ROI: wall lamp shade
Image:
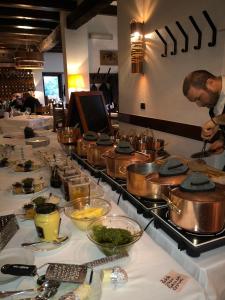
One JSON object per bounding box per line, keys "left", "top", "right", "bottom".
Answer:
{"left": 68, "top": 74, "right": 85, "bottom": 90}
{"left": 130, "top": 20, "right": 144, "bottom": 73}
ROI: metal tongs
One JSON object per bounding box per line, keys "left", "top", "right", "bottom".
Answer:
{"left": 201, "top": 140, "right": 207, "bottom": 159}
{"left": 191, "top": 141, "right": 210, "bottom": 159}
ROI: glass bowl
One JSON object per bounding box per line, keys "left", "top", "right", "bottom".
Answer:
{"left": 64, "top": 197, "right": 111, "bottom": 231}
{"left": 86, "top": 215, "right": 143, "bottom": 256}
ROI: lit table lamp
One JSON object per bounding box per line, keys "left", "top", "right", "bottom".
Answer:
{"left": 68, "top": 74, "right": 85, "bottom": 92}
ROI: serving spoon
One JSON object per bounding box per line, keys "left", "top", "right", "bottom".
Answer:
{"left": 0, "top": 288, "right": 38, "bottom": 298}
{"left": 21, "top": 236, "right": 68, "bottom": 247}
{"left": 0, "top": 279, "right": 60, "bottom": 299}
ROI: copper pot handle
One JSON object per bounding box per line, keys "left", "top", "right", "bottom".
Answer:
{"left": 161, "top": 194, "right": 181, "bottom": 215}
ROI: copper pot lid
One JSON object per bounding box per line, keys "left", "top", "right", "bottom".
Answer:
{"left": 83, "top": 131, "right": 98, "bottom": 141}
{"left": 158, "top": 158, "right": 188, "bottom": 176}
{"left": 105, "top": 148, "right": 149, "bottom": 161}
{"left": 171, "top": 182, "right": 225, "bottom": 203}
{"left": 179, "top": 172, "right": 215, "bottom": 192}
{"left": 115, "top": 141, "right": 134, "bottom": 154}
{"left": 96, "top": 134, "right": 114, "bottom": 146}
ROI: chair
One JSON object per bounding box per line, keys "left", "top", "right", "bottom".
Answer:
{"left": 35, "top": 106, "right": 51, "bottom": 115}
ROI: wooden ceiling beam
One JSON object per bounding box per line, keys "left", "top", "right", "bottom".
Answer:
{"left": 0, "top": 27, "right": 50, "bottom": 36}
{"left": 38, "top": 26, "right": 60, "bottom": 52}
{"left": 67, "top": 0, "right": 113, "bottom": 29}
{"left": 99, "top": 5, "right": 117, "bottom": 16}
{"left": 0, "top": 7, "right": 59, "bottom": 22}
{"left": 0, "top": 0, "right": 77, "bottom": 12}
{"left": 0, "top": 36, "right": 42, "bottom": 43}
{"left": 0, "top": 18, "right": 56, "bottom": 30}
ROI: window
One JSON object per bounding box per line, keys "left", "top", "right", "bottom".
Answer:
{"left": 42, "top": 72, "right": 63, "bottom": 104}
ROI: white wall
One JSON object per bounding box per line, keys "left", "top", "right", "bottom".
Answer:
{"left": 60, "top": 13, "right": 118, "bottom": 101}
{"left": 117, "top": 0, "right": 225, "bottom": 167}
{"left": 33, "top": 15, "right": 118, "bottom": 104}
{"left": 88, "top": 15, "right": 118, "bottom": 73}
{"left": 62, "top": 24, "right": 90, "bottom": 91}
{"left": 32, "top": 52, "right": 64, "bottom": 105}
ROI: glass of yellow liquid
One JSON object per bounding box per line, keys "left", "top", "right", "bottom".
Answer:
{"left": 34, "top": 203, "right": 60, "bottom": 241}
{"left": 68, "top": 176, "right": 90, "bottom": 202}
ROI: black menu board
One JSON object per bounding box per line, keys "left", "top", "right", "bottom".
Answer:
{"left": 67, "top": 91, "right": 113, "bottom": 134}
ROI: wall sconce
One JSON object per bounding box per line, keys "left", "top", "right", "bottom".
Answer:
{"left": 130, "top": 20, "right": 144, "bottom": 73}
{"left": 68, "top": 74, "right": 85, "bottom": 91}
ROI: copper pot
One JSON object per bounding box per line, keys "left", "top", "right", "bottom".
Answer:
{"left": 102, "top": 149, "right": 150, "bottom": 179}
{"left": 76, "top": 132, "right": 98, "bottom": 158}
{"left": 127, "top": 162, "right": 159, "bottom": 198}
{"left": 57, "top": 127, "right": 81, "bottom": 144}
{"left": 87, "top": 143, "right": 115, "bottom": 167}
{"left": 130, "top": 168, "right": 187, "bottom": 199}
{"left": 167, "top": 183, "right": 225, "bottom": 233}
{"left": 76, "top": 138, "right": 95, "bottom": 157}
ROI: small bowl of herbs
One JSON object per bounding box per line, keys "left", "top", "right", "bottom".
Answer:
{"left": 86, "top": 215, "right": 143, "bottom": 256}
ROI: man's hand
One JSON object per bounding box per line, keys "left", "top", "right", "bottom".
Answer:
{"left": 201, "top": 119, "right": 219, "bottom": 140}
{"left": 208, "top": 140, "right": 225, "bottom": 154}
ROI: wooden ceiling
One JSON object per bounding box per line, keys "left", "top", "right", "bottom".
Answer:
{"left": 0, "top": 0, "right": 117, "bottom": 54}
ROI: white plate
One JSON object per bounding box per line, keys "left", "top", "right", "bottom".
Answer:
{"left": 11, "top": 184, "right": 48, "bottom": 195}
{"left": 0, "top": 248, "right": 34, "bottom": 284}
{"left": 12, "top": 163, "right": 43, "bottom": 173}
{"left": 23, "top": 231, "right": 71, "bottom": 252}
{"left": 25, "top": 136, "right": 50, "bottom": 148}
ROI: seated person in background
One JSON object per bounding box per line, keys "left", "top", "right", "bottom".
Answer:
{"left": 22, "top": 91, "right": 42, "bottom": 114}
{"left": 10, "top": 93, "right": 23, "bottom": 111}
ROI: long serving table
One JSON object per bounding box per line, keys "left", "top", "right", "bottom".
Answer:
{"left": 0, "top": 132, "right": 210, "bottom": 299}
{"left": 0, "top": 115, "right": 53, "bottom": 135}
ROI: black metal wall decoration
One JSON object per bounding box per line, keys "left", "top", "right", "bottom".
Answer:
{"left": 165, "top": 26, "right": 177, "bottom": 55}
{"left": 202, "top": 10, "right": 217, "bottom": 47}
{"left": 155, "top": 10, "right": 217, "bottom": 57}
{"left": 155, "top": 29, "right": 167, "bottom": 57}
{"left": 176, "top": 21, "right": 188, "bottom": 52}
{"left": 189, "top": 16, "right": 202, "bottom": 50}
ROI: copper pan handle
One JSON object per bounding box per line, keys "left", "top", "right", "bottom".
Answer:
{"left": 161, "top": 193, "right": 181, "bottom": 215}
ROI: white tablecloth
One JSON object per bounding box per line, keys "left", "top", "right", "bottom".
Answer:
{"left": 101, "top": 185, "right": 225, "bottom": 300}
{"left": 0, "top": 115, "right": 53, "bottom": 135}
{"left": 0, "top": 133, "right": 207, "bottom": 300}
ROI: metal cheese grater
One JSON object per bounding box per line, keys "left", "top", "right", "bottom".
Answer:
{"left": 45, "top": 264, "right": 87, "bottom": 283}
{"left": 0, "top": 214, "right": 19, "bottom": 251}
{"left": 45, "top": 252, "right": 128, "bottom": 283}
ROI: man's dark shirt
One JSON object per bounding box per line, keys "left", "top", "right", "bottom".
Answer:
{"left": 23, "top": 96, "right": 41, "bottom": 113}
{"left": 209, "top": 106, "right": 225, "bottom": 170}
{"left": 10, "top": 99, "right": 23, "bottom": 110}
{"left": 209, "top": 106, "right": 225, "bottom": 134}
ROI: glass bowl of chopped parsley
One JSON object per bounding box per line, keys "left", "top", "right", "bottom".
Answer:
{"left": 86, "top": 215, "right": 143, "bottom": 256}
